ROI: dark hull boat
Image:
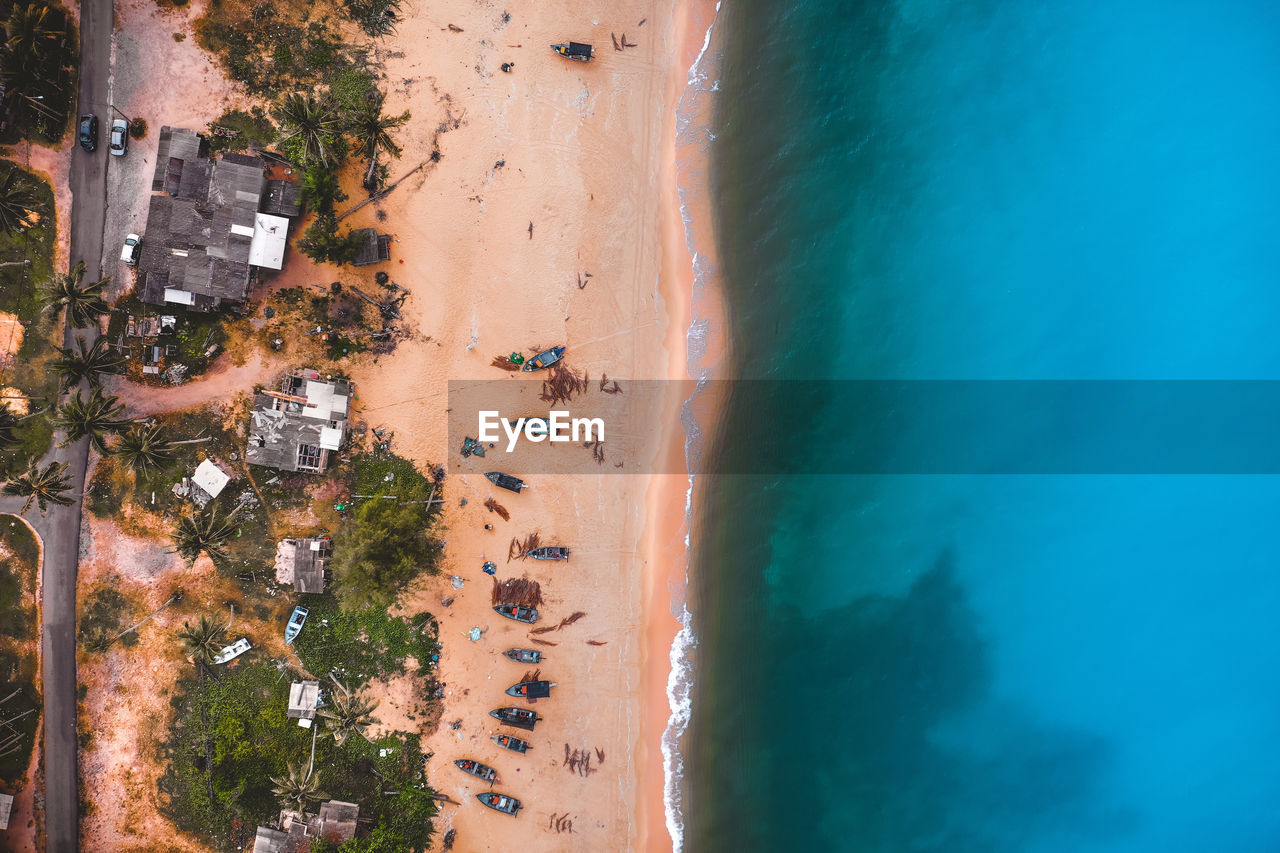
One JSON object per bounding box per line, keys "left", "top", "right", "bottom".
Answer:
{"left": 551, "top": 43, "right": 592, "bottom": 62}
{"left": 492, "top": 733, "right": 530, "bottom": 753}
{"left": 454, "top": 758, "right": 498, "bottom": 783}
{"left": 486, "top": 472, "right": 527, "bottom": 492}
{"left": 506, "top": 680, "right": 555, "bottom": 699}
{"left": 494, "top": 604, "right": 539, "bottom": 623}
{"left": 521, "top": 345, "right": 567, "bottom": 371}
{"left": 477, "top": 791, "right": 522, "bottom": 816}
{"left": 529, "top": 546, "right": 570, "bottom": 561}
{"left": 490, "top": 706, "right": 542, "bottom": 730}
{"left": 504, "top": 647, "right": 543, "bottom": 664}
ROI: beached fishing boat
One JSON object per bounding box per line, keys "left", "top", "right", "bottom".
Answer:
{"left": 284, "top": 606, "right": 308, "bottom": 645}
{"left": 503, "top": 648, "right": 543, "bottom": 664}
{"left": 551, "top": 43, "right": 592, "bottom": 63}
{"left": 492, "top": 733, "right": 530, "bottom": 754}
{"left": 528, "top": 546, "right": 570, "bottom": 561}
{"left": 212, "top": 638, "right": 251, "bottom": 665}
{"left": 493, "top": 604, "right": 539, "bottom": 623}
{"left": 454, "top": 759, "right": 498, "bottom": 783}
{"left": 486, "top": 472, "right": 527, "bottom": 492}
{"left": 521, "top": 346, "right": 567, "bottom": 371}
{"left": 506, "top": 680, "right": 556, "bottom": 699}
{"left": 490, "top": 706, "right": 542, "bottom": 730}
{"left": 477, "top": 791, "right": 523, "bottom": 816}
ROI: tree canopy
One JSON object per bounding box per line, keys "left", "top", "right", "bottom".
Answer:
{"left": 330, "top": 479, "right": 442, "bottom": 611}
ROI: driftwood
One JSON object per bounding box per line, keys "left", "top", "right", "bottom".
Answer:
{"left": 529, "top": 638, "right": 557, "bottom": 646}
{"left": 491, "top": 576, "right": 542, "bottom": 608}
{"left": 490, "top": 354, "right": 523, "bottom": 372}
{"left": 541, "top": 364, "right": 589, "bottom": 405}
{"left": 336, "top": 160, "right": 429, "bottom": 222}
{"left": 485, "top": 497, "right": 510, "bottom": 520}
{"left": 586, "top": 639, "right": 607, "bottom": 646}
{"left": 509, "top": 531, "right": 541, "bottom": 561}
{"left": 599, "top": 374, "right": 623, "bottom": 394}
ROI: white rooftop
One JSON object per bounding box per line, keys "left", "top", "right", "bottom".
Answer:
{"left": 319, "top": 426, "right": 343, "bottom": 450}
{"left": 163, "top": 287, "right": 195, "bottom": 305}
{"left": 248, "top": 213, "right": 290, "bottom": 270}
{"left": 192, "top": 459, "right": 231, "bottom": 499}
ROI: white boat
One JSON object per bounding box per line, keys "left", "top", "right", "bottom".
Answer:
{"left": 213, "top": 638, "right": 252, "bottom": 664}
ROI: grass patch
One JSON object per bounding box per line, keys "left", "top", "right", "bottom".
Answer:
{"left": 294, "top": 597, "right": 438, "bottom": 684}
{"left": 159, "top": 659, "right": 438, "bottom": 850}
{"left": 0, "top": 162, "right": 60, "bottom": 476}
{"left": 206, "top": 107, "right": 277, "bottom": 155}
{"left": 0, "top": 651, "right": 40, "bottom": 784}
{"left": 0, "top": 520, "right": 38, "bottom": 641}
{"left": 78, "top": 579, "right": 129, "bottom": 652}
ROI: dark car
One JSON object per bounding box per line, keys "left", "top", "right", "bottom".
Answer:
{"left": 78, "top": 115, "right": 98, "bottom": 151}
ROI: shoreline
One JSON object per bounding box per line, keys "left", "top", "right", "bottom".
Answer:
{"left": 643, "top": 0, "right": 728, "bottom": 850}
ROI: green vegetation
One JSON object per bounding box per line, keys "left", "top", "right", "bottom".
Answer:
{"left": 345, "top": 0, "right": 402, "bottom": 38}
{"left": 293, "top": 596, "right": 438, "bottom": 684}
{"left": 170, "top": 507, "right": 239, "bottom": 566}
{"left": 0, "top": 2, "right": 80, "bottom": 144}
{"left": 160, "top": 659, "right": 437, "bottom": 851}
{"left": 52, "top": 387, "right": 130, "bottom": 452}
{"left": 1, "top": 459, "right": 72, "bottom": 515}
{"left": 329, "top": 452, "right": 444, "bottom": 611}
{"left": 0, "top": 162, "right": 41, "bottom": 235}
{"left": 40, "top": 259, "right": 110, "bottom": 329}
{"left": 78, "top": 580, "right": 130, "bottom": 652}
{"left": 206, "top": 107, "right": 277, "bottom": 155}
{"left": 0, "top": 163, "right": 58, "bottom": 475}
{"left": 50, "top": 335, "right": 125, "bottom": 391}
{"left": 0, "top": 520, "right": 40, "bottom": 784}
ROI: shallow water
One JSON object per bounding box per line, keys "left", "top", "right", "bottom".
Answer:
{"left": 686, "top": 1, "right": 1280, "bottom": 850}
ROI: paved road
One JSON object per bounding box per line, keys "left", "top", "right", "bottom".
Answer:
{"left": 23, "top": 0, "right": 115, "bottom": 850}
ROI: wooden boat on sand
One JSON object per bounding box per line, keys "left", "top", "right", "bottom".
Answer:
{"left": 492, "top": 733, "right": 531, "bottom": 753}
{"left": 494, "top": 604, "right": 539, "bottom": 624}
{"left": 504, "top": 648, "right": 543, "bottom": 664}
{"left": 551, "top": 43, "right": 592, "bottom": 62}
{"left": 284, "top": 606, "right": 308, "bottom": 645}
{"left": 521, "top": 345, "right": 567, "bottom": 371}
{"left": 490, "top": 706, "right": 542, "bottom": 730}
{"left": 506, "top": 680, "right": 555, "bottom": 699}
{"left": 528, "top": 546, "right": 570, "bottom": 561}
{"left": 486, "top": 472, "right": 527, "bottom": 492}
{"left": 455, "top": 758, "right": 498, "bottom": 783}
{"left": 477, "top": 791, "right": 522, "bottom": 816}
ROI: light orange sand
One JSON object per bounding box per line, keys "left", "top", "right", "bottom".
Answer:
{"left": 76, "top": 0, "right": 711, "bottom": 848}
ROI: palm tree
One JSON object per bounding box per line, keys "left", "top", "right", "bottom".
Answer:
{"left": 0, "top": 163, "right": 40, "bottom": 235}
{"left": 319, "top": 679, "right": 377, "bottom": 745}
{"left": 275, "top": 92, "right": 342, "bottom": 167}
{"left": 346, "top": 93, "right": 409, "bottom": 189}
{"left": 52, "top": 388, "right": 130, "bottom": 453}
{"left": 41, "top": 261, "right": 111, "bottom": 328}
{"left": 51, "top": 336, "right": 125, "bottom": 391}
{"left": 170, "top": 507, "right": 238, "bottom": 566}
{"left": 270, "top": 762, "right": 328, "bottom": 809}
{"left": 2, "top": 460, "right": 74, "bottom": 515}
{"left": 3, "top": 3, "right": 60, "bottom": 74}
{"left": 177, "top": 615, "right": 227, "bottom": 670}
{"left": 112, "top": 423, "right": 176, "bottom": 474}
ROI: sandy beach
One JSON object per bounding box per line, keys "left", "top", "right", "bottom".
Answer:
{"left": 61, "top": 0, "right": 718, "bottom": 848}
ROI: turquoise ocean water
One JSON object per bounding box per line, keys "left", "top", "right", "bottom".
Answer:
{"left": 684, "top": 1, "right": 1280, "bottom": 851}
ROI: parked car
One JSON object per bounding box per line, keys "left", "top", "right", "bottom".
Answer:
{"left": 120, "top": 234, "right": 141, "bottom": 266}
{"left": 78, "top": 115, "right": 98, "bottom": 151}
{"left": 109, "top": 119, "right": 129, "bottom": 156}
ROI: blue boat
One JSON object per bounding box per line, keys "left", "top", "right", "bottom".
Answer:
{"left": 284, "top": 606, "right": 309, "bottom": 645}
{"left": 521, "top": 345, "right": 566, "bottom": 372}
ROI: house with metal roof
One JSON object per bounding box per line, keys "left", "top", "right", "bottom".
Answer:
{"left": 274, "top": 537, "right": 331, "bottom": 593}
{"left": 247, "top": 371, "right": 353, "bottom": 474}
{"left": 138, "top": 127, "right": 301, "bottom": 309}
{"left": 287, "top": 680, "right": 321, "bottom": 726}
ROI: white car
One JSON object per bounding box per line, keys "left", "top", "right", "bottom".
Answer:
{"left": 120, "top": 233, "right": 141, "bottom": 266}
{"left": 109, "top": 118, "right": 129, "bottom": 156}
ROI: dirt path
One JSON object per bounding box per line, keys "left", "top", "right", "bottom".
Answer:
{"left": 104, "top": 352, "right": 282, "bottom": 416}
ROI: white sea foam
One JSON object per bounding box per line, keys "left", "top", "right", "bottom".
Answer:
{"left": 665, "top": 3, "right": 723, "bottom": 850}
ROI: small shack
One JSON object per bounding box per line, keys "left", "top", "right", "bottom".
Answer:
{"left": 287, "top": 680, "right": 320, "bottom": 727}
{"left": 274, "top": 537, "right": 331, "bottom": 594}
{"left": 251, "top": 826, "right": 288, "bottom": 853}
{"left": 315, "top": 800, "right": 360, "bottom": 843}
{"left": 191, "top": 458, "right": 234, "bottom": 506}
{"left": 350, "top": 228, "right": 392, "bottom": 266}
